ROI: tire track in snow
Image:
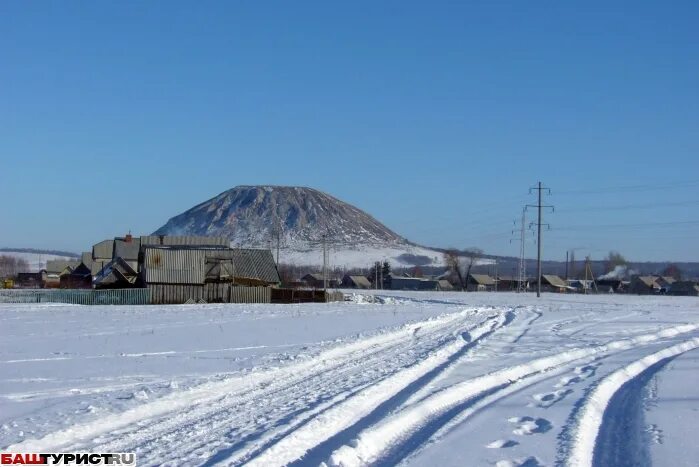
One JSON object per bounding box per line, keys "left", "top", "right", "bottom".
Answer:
{"left": 325, "top": 323, "right": 699, "bottom": 467}
{"left": 5, "top": 307, "right": 497, "bottom": 463}
{"left": 563, "top": 337, "right": 699, "bottom": 467}
{"left": 238, "top": 310, "right": 516, "bottom": 467}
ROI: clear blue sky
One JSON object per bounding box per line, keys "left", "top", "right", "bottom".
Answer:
{"left": 1, "top": 1, "right": 697, "bottom": 262}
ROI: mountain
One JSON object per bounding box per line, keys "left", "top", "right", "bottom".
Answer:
{"left": 153, "top": 186, "right": 444, "bottom": 268}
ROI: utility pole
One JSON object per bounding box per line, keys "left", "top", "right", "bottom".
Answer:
{"left": 510, "top": 207, "right": 528, "bottom": 293}
{"left": 527, "top": 182, "right": 554, "bottom": 298}
{"left": 519, "top": 208, "right": 527, "bottom": 293}
{"left": 276, "top": 223, "right": 281, "bottom": 265}
{"left": 380, "top": 260, "right": 383, "bottom": 290}
{"left": 565, "top": 251, "right": 569, "bottom": 281}
{"left": 494, "top": 259, "right": 498, "bottom": 292}
{"left": 322, "top": 234, "right": 327, "bottom": 292}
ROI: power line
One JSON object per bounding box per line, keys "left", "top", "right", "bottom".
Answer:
{"left": 553, "top": 220, "right": 699, "bottom": 231}
{"left": 556, "top": 180, "right": 699, "bottom": 196}
{"left": 559, "top": 199, "right": 699, "bottom": 213}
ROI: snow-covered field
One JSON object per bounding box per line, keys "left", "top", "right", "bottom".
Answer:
{"left": 1, "top": 292, "right": 698, "bottom": 466}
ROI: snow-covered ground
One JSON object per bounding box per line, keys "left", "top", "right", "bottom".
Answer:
{"left": 1, "top": 292, "right": 698, "bottom": 466}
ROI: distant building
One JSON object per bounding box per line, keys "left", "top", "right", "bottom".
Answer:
{"left": 45, "top": 259, "right": 80, "bottom": 288}
{"left": 341, "top": 274, "right": 371, "bottom": 289}
{"left": 16, "top": 271, "right": 47, "bottom": 289}
{"left": 655, "top": 276, "right": 677, "bottom": 293}
{"left": 60, "top": 262, "right": 92, "bottom": 289}
{"left": 467, "top": 274, "right": 495, "bottom": 292}
{"left": 301, "top": 273, "right": 339, "bottom": 288}
{"left": 387, "top": 274, "right": 439, "bottom": 291}
{"left": 629, "top": 276, "right": 661, "bottom": 295}
{"left": 437, "top": 279, "right": 455, "bottom": 291}
{"left": 496, "top": 275, "right": 528, "bottom": 291}
{"left": 540, "top": 275, "right": 568, "bottom": 293}
{"left": 667, "top": 281, "right": 699, "bottom": 297}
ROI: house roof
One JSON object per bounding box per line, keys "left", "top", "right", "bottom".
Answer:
{"left": 438, "top": 279, "right": 454, "bottom": 290}
{"left": 344, "top": 275, "right": 371, "bottom": 288}
{"left": 541, "top": 275, "right": 567, "bottom": 288}
{"left": 94, "top": 257, "right": 138, "bottom": 287}
{"left": 635, "top": 276, "right": 660, "bottom": 288}
{"left": 224, "top": 249, "right": 280, "bottom": 284}
{"left": 45, "top": 260, "right": 80, "bottom": 275}
{"left": 92, "top": 240, "right": 114, "bottom": 260}
{"left": 114, "top": 238, "right": 141, "bottom": 261}
{"left": 140, "top": 235, "right": 229, "bottom": 247}
{"left": 303, "top": 273, "right": 325, "bottom": 282}
{"left": 469, "top": 274, "right": 495, "bottom": 286}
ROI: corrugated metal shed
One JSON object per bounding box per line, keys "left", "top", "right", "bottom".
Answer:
{"left": 143, "top": 248, "right": 206, "bottom": 284}
{"left": 92, "top": 240, "right": 114, "bottom": 260}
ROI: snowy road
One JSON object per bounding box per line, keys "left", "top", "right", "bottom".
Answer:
{"left": 1, "top": 292, "right": 698, "bottom": 466}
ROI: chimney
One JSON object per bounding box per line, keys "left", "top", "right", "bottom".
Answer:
{"left": 125, "top": 231, "right": 133, "bottom": 243}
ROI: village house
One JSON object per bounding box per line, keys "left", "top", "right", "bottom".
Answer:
{"left": 387, "top": 274, "right": 439, "bottom": 291}
{"left": 496, "top": 275, "right": 528, "bottom": 291}
{"left": 629, "top": 276, "right": 661, "bottom": 295}
{"left": 540, "top": 275, "right": 568, "bottom": 293}
{"left": 667, "top": 281, "right": 699, "bottom": 297}
{"left": 15, "top": 271, "right": 47, "bottom": 289}
{"left": 467, "top": 274, "right": 495, "bottom": 292}
{"left": 301, "top": 273, "right": 339, "bottom": 289}
{"left": 45, "top": 259, "right": 80, "bottom": 288}
{"left": 341, "top": 274, "right": 371, "bottom": 289}
{"left": 60, "top": 262, "right": 92, "bottom": 289}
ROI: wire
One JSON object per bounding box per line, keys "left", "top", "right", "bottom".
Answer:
{"left": 555, "top": 180, "right": 699, "bottom": 196}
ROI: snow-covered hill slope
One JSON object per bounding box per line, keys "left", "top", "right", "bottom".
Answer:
{"left": 0, "top": 250, "right": 78, "bottom": 271}
{"left": 2, "top": 293, "right": 698, "bottom": 466}
{"left": 153, "top": 186, "right": 446, "bottom": 267}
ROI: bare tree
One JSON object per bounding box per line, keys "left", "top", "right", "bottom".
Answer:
{"left": 605, "top": 251, "right": 628, "bottom": 272}
{"left": 444, "top": 248, "right": 483, "bottom": 291}
{"left": 0, "top": 256, "right": 30, "bottom": 279}
{"left": 444, "top": 249, "right": 465, "bottom": 291}
{"left": 463, "top": 248, "right": 483, "bottom": 290}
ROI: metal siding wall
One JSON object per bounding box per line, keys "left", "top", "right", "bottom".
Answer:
{"left": 146, "top": 284, "right": 204, "bottom": 304}
{"left": 230, "top": 286, "right": 271, "bottom": 304}
{"left": 0, "top": 289, "right": 150, "bottom": 305}
{"left": 144, "top": 249, "right": 206, "bottom": 284}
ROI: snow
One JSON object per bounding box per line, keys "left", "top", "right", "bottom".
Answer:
{"left": 1, "top": 292, "right": 698, "bottom": 466}
{"left": 281, "top": 243, "right": 494, "bottom": 268}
